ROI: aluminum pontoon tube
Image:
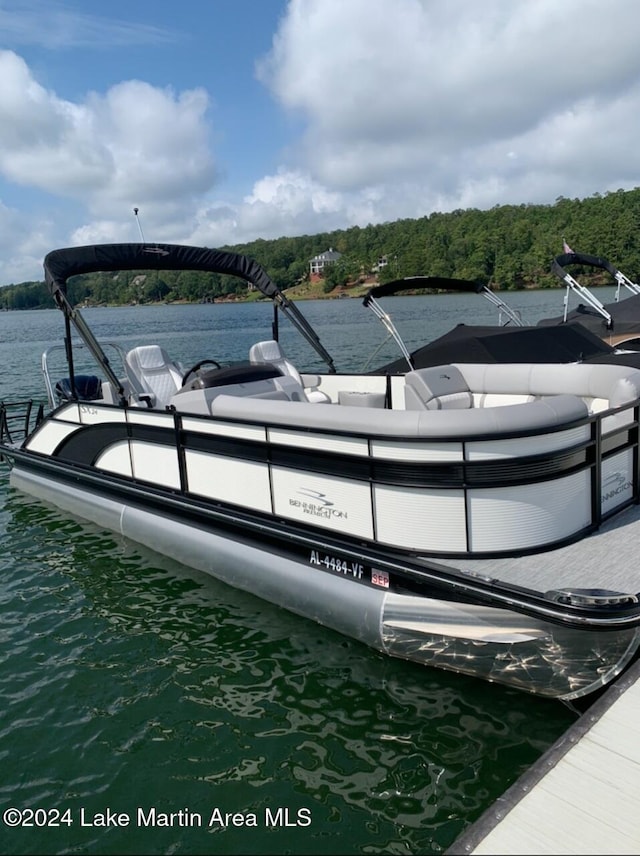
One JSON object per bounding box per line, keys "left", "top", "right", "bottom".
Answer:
{"left": 9, "top": 467, "right": 386, "bottom": 649}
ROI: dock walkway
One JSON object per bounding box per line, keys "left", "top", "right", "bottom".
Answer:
{"left": 447, "top": 657, "right": 640, "bottom": 855}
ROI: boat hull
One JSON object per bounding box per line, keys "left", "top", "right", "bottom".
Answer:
{"left": 10, "top": 463, "right": 640, "bottom": 701}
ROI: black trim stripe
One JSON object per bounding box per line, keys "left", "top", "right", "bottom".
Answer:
{"left": 50, "top": 420, "right": 607, "bottom": 490}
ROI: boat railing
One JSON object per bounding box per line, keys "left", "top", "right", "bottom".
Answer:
{"left": 0, "top": 400, "right": 44, "bottom": 447}
{"left": 20, "top": 372, "right": 640, "bottom": 558}
{"left": 42, "top": 341, "right": 129, "bottom": 409}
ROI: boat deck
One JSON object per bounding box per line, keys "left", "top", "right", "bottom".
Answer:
{"left": 446, "top": 656, "right": 640, "bottom": 855}
{"left": 435, "top": 500, "right": 640, "bottom": 596}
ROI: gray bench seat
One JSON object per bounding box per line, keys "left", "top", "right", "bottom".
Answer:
{"left": 404, "top": 362, "right": 640, "bottom": 413}
{"left": 455, "top": 362, "right": 640, "bottom": 409}
{"left": 209, "top": 390, "right": 588, "bottom": 438}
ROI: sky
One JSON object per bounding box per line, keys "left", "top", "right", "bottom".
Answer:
{"left": 1, "top": 0, "right": 640, "bottom": 283}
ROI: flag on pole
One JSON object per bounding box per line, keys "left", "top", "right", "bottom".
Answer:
{"left": 562, "top": 238, "right": 574, "bottom": 254}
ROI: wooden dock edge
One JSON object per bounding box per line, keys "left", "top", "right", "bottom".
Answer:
{"left": 446, "top": 656, "right": 640, "bottom": 855}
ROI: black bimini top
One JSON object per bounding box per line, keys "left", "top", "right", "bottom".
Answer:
{"left": 363, "top": 275, "right": 483, "bottom": 304}
{"left": 550, "top": 251, "right": 619, "bottom": 281}
{"left": 43, "top": 242, "right": 336, "bottom": 374}
{"left": 44, "top": 243, "right": 279, "bottom": 299}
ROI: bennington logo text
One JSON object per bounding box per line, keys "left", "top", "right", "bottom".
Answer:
{"left": 290, "top": 488, "right": 348, "bottom": 520}
{"left": 602, "top": 471, "right": 632, "bottom": 503}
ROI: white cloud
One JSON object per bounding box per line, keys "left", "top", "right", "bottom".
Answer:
{"left": 84, "top": 81, "right": 216, "bottom": 213}
{"left": 185, "top": 170, "right": 385, "bottom": 249}
{"left": 0, "top": 48, "right": 218, "bottom": 278}
{"left": 258, "top": 0, "right": 640, "bottom": 193}
{"left": 169, "top": 0, "right": 640, "bottom": 254}
{"left": 0, "top": 51, "right": 216, "bottom": 210}
{"left": 0, "top": 197, "right": 55, "bottom": 283}
{"left": 2, "top": 0, "right": 640, "bottom": 283}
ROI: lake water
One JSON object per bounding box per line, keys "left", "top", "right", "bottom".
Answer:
{"left": 1, "top": 287, "right": 612, "bottom": 855}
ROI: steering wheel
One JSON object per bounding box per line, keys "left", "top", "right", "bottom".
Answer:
{"left": 181, "top": 359, "right": 222, "bottom": 387}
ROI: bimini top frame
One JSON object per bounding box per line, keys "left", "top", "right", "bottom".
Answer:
{"left": 551, "top": 251, "right": 640, "bottom": 305}
{"left": 43, "top": 243, "right": 337, "bottom": 402}
{"left": 362, "top": 275, "right": 525, "bottom": 370}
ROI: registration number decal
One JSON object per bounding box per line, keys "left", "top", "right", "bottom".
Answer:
{"left": 309, "top": 550, "right": 363, "bottom": 580}
{"left": 308, "top": 550, "right": 391, "bottom": 589}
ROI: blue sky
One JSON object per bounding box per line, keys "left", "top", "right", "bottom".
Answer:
{"left": 1, "top": 0, "right": 640, "bottom": 283}
{"left": 3, "top": 2, "right": 290, "bottom": 195}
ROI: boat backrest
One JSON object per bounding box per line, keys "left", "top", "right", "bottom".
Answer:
{"left": 249, "top": 340, "right": 302, "bottom": 382}
{"left": 125, "top": 345, "right": 184, "bottom": 408}
{"left": 208, "top": 391, "right": 589, "bottom": 438}
{"left": 172, "top": 361, "right": 309, "bottom": 407}
{"left": 453, "top": 362, "right": 640, "bottom": 411}
{"left": 404, "top": 365, "right": 473, "bottom": 410}
{"left": 404, "top": 362, "right": 640, "bottom": 414}
{"left": 249, "top": 340, "right": 331, "bottom": 403}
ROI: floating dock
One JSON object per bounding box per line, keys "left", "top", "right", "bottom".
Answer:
{"left": 447, "top": 657, "right": 640, "bottom": 855}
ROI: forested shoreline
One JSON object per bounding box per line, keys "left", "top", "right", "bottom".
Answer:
{"left": 3, "top": 187, "right": 640, "bottom": 310}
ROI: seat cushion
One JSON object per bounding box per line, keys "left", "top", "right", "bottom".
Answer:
{"left": 404, "top": 366, "right": 473, "bottom": 410}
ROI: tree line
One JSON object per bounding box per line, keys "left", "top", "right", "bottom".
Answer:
{"left": 2, "top": 187, "right": 640, "bottom": 310}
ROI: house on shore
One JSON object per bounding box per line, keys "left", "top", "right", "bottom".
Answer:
{"left": 309, "top": 248, "right": 342, "bottom": 282}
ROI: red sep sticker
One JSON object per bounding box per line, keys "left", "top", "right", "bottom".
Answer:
{"left": 371, "top": 570, "right": 389, "bottom": 588}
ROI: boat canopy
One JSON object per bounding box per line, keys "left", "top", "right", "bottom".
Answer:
{"left": 44, "top": 243, "right": 282, "bottom": 299}
{"left": 363, "top": 275, "right": 485, "bottom": 302}
{"left": 43, "top": 243, "right": 336, "bottom": 398}
{"left": 363, "top": 276, "right": 523, "bottom": 326}
{"left": 550, "top": 251, "right": 621, "bottom": 283}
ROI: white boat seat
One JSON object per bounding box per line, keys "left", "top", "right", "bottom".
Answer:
{"left": 125, "top": 345, "right": 184, "bottom": 408}
{"left": 404, "top": 366, "right": 473, "bottom": 410}
{"left": 209, "top": 391, "right": 589, "bottom": 437}
{"left": 249, "top": 339, "right": 331, "bottom": 403}
{"left": 454, "top": 362, "right": 640, "bottom": 410}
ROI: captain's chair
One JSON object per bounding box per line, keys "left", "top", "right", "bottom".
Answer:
{"left": 125, "top": 345, "right": 184, "bottom": 408}
{"left": 248, "top": 340, "right": 331, "bottom": 403}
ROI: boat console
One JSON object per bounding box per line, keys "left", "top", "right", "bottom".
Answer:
{"left": 171, "top": 361, "right": 310, "bottom": 412}
{"left": 180, "top": 363, "right": 283, "bottom": 391}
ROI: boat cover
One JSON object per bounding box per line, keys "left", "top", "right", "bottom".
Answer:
{"left": 537, "top": 292, "right": 640, "bottom": 338}
{"left": 374, "top": 322, "right": 616, "bottom": 373}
